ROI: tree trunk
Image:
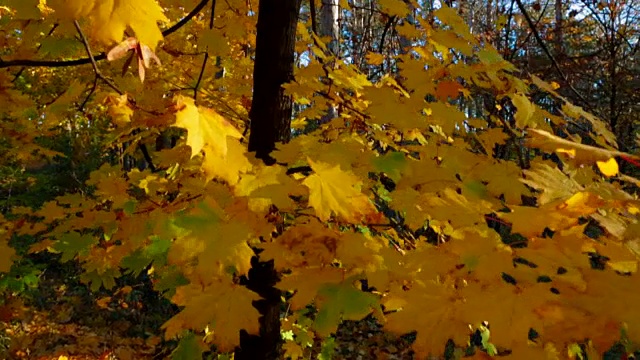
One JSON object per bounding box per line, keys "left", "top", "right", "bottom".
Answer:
{"left": 320, "top": 0, "right": 340, "bottom": 54}
{"left": 319, "top": 0, "right": 340, "bottom": 123}
{"left": 236, "top": 257, "right": 283, "bottom": 360}
{"left": 239, "top": 1, "right": 301, "bottom": 359}
{"left": 247, "top": 0, "right": 302, "bottom": 161}
{"left": 555, "top": 0, "right": 564, "bottom": 57}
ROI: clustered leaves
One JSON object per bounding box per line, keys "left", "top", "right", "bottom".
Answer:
{"left": 0, "top": 0, "right": 639, "bottom": 359}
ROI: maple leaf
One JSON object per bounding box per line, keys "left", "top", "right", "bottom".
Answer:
{"left": 566, "top": 268, "right": 640, "bottom": 344}
{"left": 104, "top": 93, "right": 133, "bottom": 127}
{"left": 201, "top": 140, "right": 252, "bottom": 185}
{"left": 521, "top": 163, "right": 583, "bottom": 206}
{"left": 445, "top": 232, "right": 515, "bottom": 284}
{"left": 36, "top": 201, "right": 67, "bottom": 223}
{"left": 46, "top": 0, "right": 168, "bottom": 49}
{"left": 4, "top": 0, "right": 640, "bottom": 357}
{"left": 313, "top": 277, "right": 380, "bottom": 337}
{"left": 282, "top": 341, "right": 305, "bottom": 359}
{"left": 167, "top": 197, "right": 254, "bottom": 279}
{"left": 383, "top": 281, "right": 469, "bottom": 357}
{"left": 260, "top": 219, "right": 343, "bottom": 271}
{"left": 235, "top": 163, "right": 298, "bottom": 212}
{"left": 54, "top": 231, "right": 97, "bottom": 262}
{"left": 502, "top": 192, "right": 604, "bottom": 237}
{"left": 366, "top": 86, "right": 426, "bottom": 130}
{"left": 365, "top": 52, "right": 384, "bottom": 65}
{"left": 435, "top": 80, "right": 464, "bottom": 101}
{"left": 277, "top": 267, "right": 345, "bottom": 311}
{"left": 162, "top": 279, "right": 260, "bottom": 352}
{"left": 86, "top": 164, "right": 131, "bottom": 208}
{"left": 458, "top": 282, "right": 561, "bottom": 350}
{"left": 173, "top": 96, "right": 249, "bottom": 183}
{"left": 302, "top": 158, "right": 378, "bottom": 223}
{"left": 0, "top": 216, "right": 16, "bottom": 273}
{"left": 526, "top": 128, "right": 638, "bottom": 168}
{"left": 510, "top": 92, "right": 536, "bottom": 128}
{"left": 378, "top": 0, "right": 410, "bottom": 17}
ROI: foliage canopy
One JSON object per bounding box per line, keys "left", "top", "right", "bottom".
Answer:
{"left": 0, "top": 0, "right": 639, "bottom": 358}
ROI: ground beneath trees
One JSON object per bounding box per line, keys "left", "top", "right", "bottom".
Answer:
{"left": 0, "top": 272, "right": 415, "bottom": 360}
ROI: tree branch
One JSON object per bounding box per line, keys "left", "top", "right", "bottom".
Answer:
{"left": 74, "top": 20, "right": 123, "bottom": 95}
{"left": 514, "top": 0, "right": 592, "bottom": 109}
{"left": 0, "top": 0, "right": 210, "bottom": 69}
{"left": 194, "top": 0, "right": 217, "bottom": 99}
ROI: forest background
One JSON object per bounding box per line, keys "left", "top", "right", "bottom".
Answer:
{"left": 0, "top": 0, "right": 640, "bottom": 359}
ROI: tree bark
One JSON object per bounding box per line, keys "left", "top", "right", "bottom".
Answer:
{"left": 236, "top": 257, "right": 282, "bottom": 360}
{"left": 319, "top": 0, "right": 340, "bottom": 124}
{"left": 555, "top": 0, "right": 564, "bottom": 57}
{"left": 247, "top": 0, "right": 302, "bottom": 161}
{"left": 239, "top": 1, "right": 301, "bottom": 359}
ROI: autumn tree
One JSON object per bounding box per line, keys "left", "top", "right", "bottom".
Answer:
{"left": 1, "top": 0, "right": 640, "bottom": 359}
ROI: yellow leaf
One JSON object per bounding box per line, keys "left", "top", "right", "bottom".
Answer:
{"left": 511, "top": 92, "right": 535, "bottom": 127}
{"left": 173, "top": 96, "right": 248, "bottom": 182}
{"left": 0, "top": 234, "right": 16, "bottom": 273}
{"left": 365, "top": 52, "right": 384, "bottom": 65}
{"left": 302, "top": 158, "right": 378, "bottom": 223}
{"left": 527, "top": 128, "right": 637, "bottom": 166}
{"left": 162, "top": 279, "right": 260, "bottom": 351}
{"left": 2, "top": 0, "right": 42, "bottom": 18}
{"left": 378, "top": 0, "right": 410, "bottom": 17}
{"left": 201, "top": 140, "right": 252, "bottom": 185}
{"left": 47, "top": 0, "right": 168, "bottom": 49}
{"left": 520, "top": 163, "right": 582, "bottom": 206}
{"left": 104, "top": 93, "right": 133, "bottom": 128}
{"left": 607, "top": 260, "right": 637, "bottom": 274}
{"left": 283, "top": 341, "right": 305, "bottom": 359}
{"left": 177, "top": 96, "right": 243, "bottom": 157}
{"left": 596, "top": 157, "right": 619, "bottom": 177}
{"left": 197, "top": 28, "right": 231, "bottom": 57}
{"left": 168, "top": 197, "right": 254, "bottom": 278}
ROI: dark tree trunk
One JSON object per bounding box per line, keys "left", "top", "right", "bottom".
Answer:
{"left": 236, "top": 257, "right": 282, "bottom": 360}
{"left": 238, "top": 1, "right": 301, "bottom": 359}
{"left": 247, "top": 0, "right": 301, "bottom": 161}
{"left": 554, "top": 0, "right": 564, "bottom": 58}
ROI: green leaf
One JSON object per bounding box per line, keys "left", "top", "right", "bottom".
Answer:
{"left": 121, "top": 249, "right": 152, "bottom": 277}
{"left": 567, "top": 343, "right": 584, "bottom": 360}
{"left": 54, "top": 232, "right": 96, "bottom": 262}
{"left": 317, "top": 336, "right": 336, "bottom": 360}
{"left": 313, "top": 278, "right": 379, "bottom": 337}
{"left": 122, "top": 200, "right": 136, "bottom": 216}
{"left": 81, "top": 269, "right": 118, "bottom": 292}
{"left": 372, "top": 151, "right": 407, "bottom": 181}
{"left": 171, "top": 332, "right": 206, "bottom": 360}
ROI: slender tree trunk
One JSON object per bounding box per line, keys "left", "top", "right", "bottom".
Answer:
{"left": 319, "top": 0, "right": 340, "bottom": 123}
{"left": 247, "top": 0, "right": 302, "bottom": 161}
{"left": 239, "top": 1, "right": 301, "bottom": 359}
{"left": 555, "top": 0, "right": 564, "bottom": 57}
{"left": 320, "top": 0, "right": 340, "bottom": 54}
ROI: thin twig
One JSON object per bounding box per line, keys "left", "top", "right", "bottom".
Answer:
{"left": 193, "top": 0, "right": 217, "bottom": 99}
{"left": 514, "top": 0, "right": 592, "bottom": 110}
{"left": 73, "top": 20, "right": 123, "bottom": 95}
{"left": 79, "top": 76, "right": 98, "bottom": 111}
